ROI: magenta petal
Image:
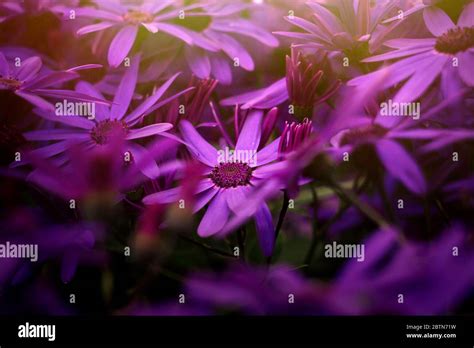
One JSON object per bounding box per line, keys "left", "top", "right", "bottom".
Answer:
{"left": 376, "top": 139, "right": 426, "bottom": 195}
{"left": 179, "top": 120, "right": 217, "bottom": 167}
{"left": 127, "top": 123, "right": 173, "bottom": 140}
{"left": 423, "top": 7, "right": 455, "bottom": 37}
{"left": 198, "top": 190, "right": 229, "bottom": 237}
{"left": 15, "top": 56, "right": 42, "bottom": 82}
{"left": 254, "top": 203, "right": 275, "bottom": 257}
{"left": 235, "top": 110, "right": 262, "bottom": 152}
{"left": 111, "top": 55, "right": 140, "bottom": 120}
{"left": 108, "top": 25, "right": 138, "bottom": 68}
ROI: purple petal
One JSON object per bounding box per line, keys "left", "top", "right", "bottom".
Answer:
{"left": 375, "top": 139, "right": 426, "bottom": 195}
{"left": 61, "top": 249, "right": 79, "bottom": 283}
{"left": 363, "top": 46, "right": 432, "bottom": 63}
{"left": 23, "top": 71, "right": 78, "bottom": 89}
{"left": 153, "top": 23, "right": 193, "bottom": 45}
{"left": 235, "top": 110, "right": 262, "bottom": 152}
{"left": 423, "top": 7, "right": 455, "bottom": 37}
{"left": 33, "top": 88, "right": 111, "bottom": 105}
{"left": 210, "top": 55, "right": 232, "bottom": 85}
{"left": 254, "top": 137, "right": 280, "bottom": 167}
{"left": 141, "top": 22, "right": 159, "bottom": 33}
{"left": 254, "top": 203, "right": 275, "bottom": 257}
{"left": 0, "top": 52, "right": 9, "bottom": 76}
{"left": 111, "top": 55, "right": 140, "bottom": 119}
{"left": 458, "top": 3, "right": 474, "bottom": 26}
{"left": 198, "top": 190, "right": 229, "bottom": 237}
{"left": 393, "top": 54, "right": 448, "bottom": 103}
{"left": 458, "top": 51, "right": 474, "bottom": 86}
{"left": 212, "top": 19, "right": 278, "bottom": 47}
{"left": 34, "top": 107, "right": 95, "bottom": 129}
{"left": 77, "top": 22, "right": 115, "bottom": 36}
{"left": 128, "top": 143, "right": 161, "bottom": 179}
{"left": 125, "top": 72, "right": 180, "bottom": 124}
{"left": 143, "top": 187, "right": 181, "bottom": 205}
{"left": 179, "top": 120, "right": 217, "bottom": 167}
{"left": 24, "top": 129, "right": 89, "bottom": 141}
{"left": 15, "top": 91, "right": 54, "bottom": 110}
{"left": 206, "top": 31, "right": 254, "bottom": 71}
{"left": 14, "top": 56, "right": 42, "bottom": 82}
{"left": 75, "top": 81, "right": 110, "bottom": 121}
{"left": 127, "top": 123, "right": 173, "bottom": 140}
{"left": 185, "top": 47, "right": 211, "bottom": 79}
{"left": 193, "top": 186, "right": 219, "bottom": 213}
{"left": 226, "top": 186, "right": 252, "bottom": 215}
{"left": 75, "top": 7, "right": 123, "bottom": 21}
{"left": 108, "top": 26, "right": 138, "bottom": 68}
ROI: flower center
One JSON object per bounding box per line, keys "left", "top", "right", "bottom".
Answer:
{"left": 210, "top": 162, "right": 253, "bottom": 188}
{"left": 123, "top": 10, "right": 153, "bottom": 24}
{"left": 0, "top": 76, "right": 22, "bottom": 90}
{"left": 90, "top": 120, "right": 129, "bottom": 145}
{"left": 435, "top": 26, "right": 474, "bottom": 54}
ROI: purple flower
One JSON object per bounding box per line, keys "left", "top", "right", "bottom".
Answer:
{"left": 143, "top": 111, "right": 284, "bottom": 256}
{"left": 0, "top": 207, "right": 100, "bottom": 285}
{"left": 349, "top": 3, "right": 474, "bottom": 102}
{"left": 274, "top": 0, "right": 406, "bottom": 63}
{"left": 20, "top": 56, "right": 191, "bottom": 179}
{"left": 75, "top": 0, "right": 200, "bottom": 67}
{"left": 0, "top": 51, "right": 108, "bottom": 110}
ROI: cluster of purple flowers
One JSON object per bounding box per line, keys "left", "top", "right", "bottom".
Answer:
{"left": 0, "top": 0, "right": 473, "bottom": 316}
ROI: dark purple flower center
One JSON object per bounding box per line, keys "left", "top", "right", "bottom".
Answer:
{"left": 123, "top": 10, "right": 154, "bottom": 24}
{"left": 90, "top": 120, "right": 129, "bottom": 145}
{"left": 435, "top": 26, "right": 474, "bottom": 54}
{"left": 210, "top": 162, "right": 253, "bottom": 188}
{"left": 0, "top": 76, "right": 22, "bottom": 90}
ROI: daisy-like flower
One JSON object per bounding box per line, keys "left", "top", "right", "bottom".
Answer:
{"left": 75, "top": 0, "right": 201, "bottom": 67}
{"left": 349, "top": 3, "right": 474, "bottom": 103}
{"left": 0, "top": 51, "right": 107, "bottom": 110}
{"left": 20, "top": 56, "right": 193, "bottom": 179}
{"left": 143, "top": 111, "right": 284, "bottom": 256}
{"left": 274, "top": 0, "right": 406, "bottom": 63}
